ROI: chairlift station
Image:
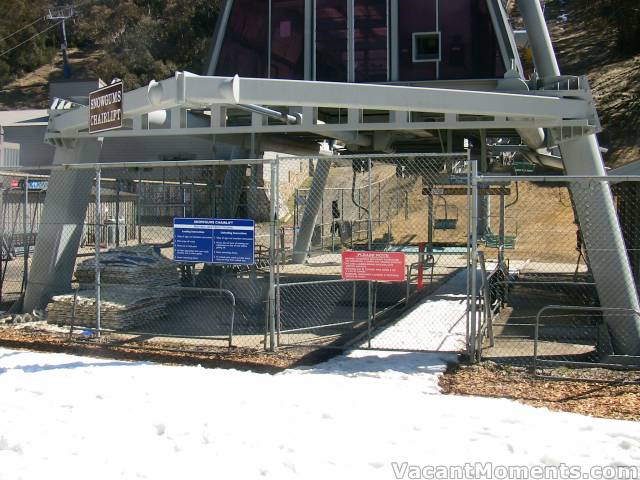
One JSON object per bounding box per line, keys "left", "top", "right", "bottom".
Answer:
{"left": 7, "top": 0, "right": 640, "bottom": 356}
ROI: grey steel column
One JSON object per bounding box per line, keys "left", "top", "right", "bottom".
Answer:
{"left": 23, "top": 139, "right": 103, "bottom": 312}
{"left": 519, "top": 0, "right": 640, "bottom": 354}
{"left": 292, "top": 158, "right": 331, "bottom": 263}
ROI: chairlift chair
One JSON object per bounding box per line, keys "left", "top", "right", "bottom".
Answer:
{"left": 434, "top": 196, "right": 458, "bottom": 230}
{"left": 484, "top": 219, "right": 518, "bottom": 249}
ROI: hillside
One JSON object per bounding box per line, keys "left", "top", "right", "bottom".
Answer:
{"left": 545, "top": 0, "right": 640, "bottom": 167}
{"left": 0, "top": 0, "right": 220, "bottom": 108}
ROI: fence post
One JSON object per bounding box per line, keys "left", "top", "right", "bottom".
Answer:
{"left": 367, "top": 157, "right": 373, "bottom": 348}
{"left": 137, "top": 169, "right": 142, "bottom": 244}
{"left": 406, "top": 264, "right": 412, "bottom": 306}
{"left": 275, "top": 159, "right": 282, "bottom": 345}
{"left": 378, "top": 182, "right": 381, "bottom": 224}
{"left": 352, "top": 280, "right": 356, "bottom": 324}
{"left": 95, "top": 166, "right": 102, "bottom": 337}
{"left": 115, "top": 179, "right": 121, "bottom": 247}
{"left": 190, "top": 166, "right": 196, "bottom": 216}
{"left": 405, "top": 190, "right": 409, "bottom": 220}
{"left": 22, "top": 175, "right": 29, "bottom": 293}
{"left": 293, "top": 187, "right": 298, "bottom": 246}
{"left": 320, "top": 192, "right": 324, "bottom": 251}
{"left": 268, "top": 158, "right": 278, "bottom": 350}
{"left": 499, "top": 191, "right": 505, "bottom": 265}
{"left": 469, "top": 159, "right": 479, "bottom": 361}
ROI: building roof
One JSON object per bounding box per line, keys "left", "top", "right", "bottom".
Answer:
{"left": 0, "top": 110, "right": 49, "bottom": 127}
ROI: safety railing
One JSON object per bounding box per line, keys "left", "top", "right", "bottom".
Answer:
{"left": 487, "top": 280, "right": 597, "bottom": 339}
{"left": 533, "top": 305, "right": 640, "bottom": 383}
{"left": 275, "top": 278, "right": 363, "bottom": 346}
{"left": 404, "top": 258, "right": 435, "bottom": 307}
{"left": 68, "top": 287, "right": 237, "bottom": 348}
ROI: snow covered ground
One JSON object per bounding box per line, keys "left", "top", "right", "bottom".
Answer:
{"left": 370, "top": 269, "right": 469, "bottom": 351}
{"left": 0, "top": 347, "right": 638, "bottom": 480}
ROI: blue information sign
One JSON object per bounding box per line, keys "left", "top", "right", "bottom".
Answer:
{"left": 173, "top": 218, "right": 255, "bottom": 265}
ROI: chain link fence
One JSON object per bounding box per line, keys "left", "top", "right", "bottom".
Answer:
{"left": 276, "top": 153, "right": 471, "bottom": 352}
{"left": 474, "top": 174, "right": 640, "bottom": 380}
{"left": 0, "top": 153, "right": 476, "bottom": 355}
{"left": 4, "top": 155, "right": 639, "bottom": 374}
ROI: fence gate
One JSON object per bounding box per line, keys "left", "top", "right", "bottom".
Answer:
{"left": 274, "top": 153, "right": 471, "bottom": 353}
{"left": 476, "top": 174, "right": 640, "bottom": 376}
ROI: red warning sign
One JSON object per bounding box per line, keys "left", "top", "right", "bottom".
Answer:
{"left": 341, "top": 251, "right": 406, "bottom": 282}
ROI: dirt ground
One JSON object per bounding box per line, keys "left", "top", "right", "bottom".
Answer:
{"left": 383, "top": 179, "right": 580, "bottom": 265}
{"left": 440, "top": 361, "right": 640, "bottom": 422}
{"left": 0, "top": 325, "right": 337, "bottom": 373}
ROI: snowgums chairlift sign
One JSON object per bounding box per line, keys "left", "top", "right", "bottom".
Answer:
{"left": 89, "top": 82, "right": 123, "bottom": 134}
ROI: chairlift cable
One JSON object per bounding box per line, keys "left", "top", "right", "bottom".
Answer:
{"left": 0, "top": 21, "right": 62, "bottom": 58}
{"left": 0, "top": 16, "right": 45, "bottom": 44}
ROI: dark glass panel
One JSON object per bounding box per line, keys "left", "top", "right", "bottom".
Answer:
{"left": 216, "top": 0, "right": 269, "bottom": 78}
{"left": 354, "top": 0, "right": 388, "bottom": 82}
{"left": 398, "top": 0, "right": 437, "bottom": 81}
{"left": 271, "top": 0, "right": 306, "bottom": 79}
{"left": 398, "top": 0, "right": 505, "bottom": 81}
{"left": 316, "top": 0, "right": 348, "bottom": 82}
{"left": 439, "top": 0, "right": 505, "bottom": 79}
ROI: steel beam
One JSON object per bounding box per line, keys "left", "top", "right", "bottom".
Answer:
{"left": 49, "top": 73, "right": 593, "bottom": 135}
{"left": 45, "top": 118, "right": 593, "bottom": 140}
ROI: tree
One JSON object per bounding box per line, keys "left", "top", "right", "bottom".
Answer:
{"left": 74, "top": 0, "right": 221, "bottom": 89}
{"left": 0, "top": 0, "right": 59, "bottom": 85}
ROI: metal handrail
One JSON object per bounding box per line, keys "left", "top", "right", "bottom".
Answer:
{"left": 276, "top": 278, "right": 361, "bottom": 339}
{"left": 477, "top": 253, "right": 493, "bottom": 351}
{"left": 78, "top": 287, "right": 237, "bottom": 348}
{"left": 533, "top": 305, "right": 640, "bottom": 372}
{"left": 405, "top": 258, "right": 435, "bottom": 306}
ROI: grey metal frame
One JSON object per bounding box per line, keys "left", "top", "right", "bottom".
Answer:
{"left": 533, "top": 305, "right": 640, "bottom": 383}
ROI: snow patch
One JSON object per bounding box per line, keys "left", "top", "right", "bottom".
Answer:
{"left": 0, "top": 347, "right": 637, "bottom": 480}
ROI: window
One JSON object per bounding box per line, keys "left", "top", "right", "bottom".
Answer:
{"left": 354, "top": 0, "right": 388, "bottom": 82}
{"left": 271, "top": 0, "right": 305, "bottom": 79}
{"left": 412, "top": 32, "right": 441, "bottom": 62}
{"left": 215, "top": 0, "right": 269, "bottom": 78}
{"left": 316, "top": 0, "right": 349, "bottom": 82}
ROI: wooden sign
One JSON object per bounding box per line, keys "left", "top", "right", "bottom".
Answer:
{"left": 89, "top": 82, "right": 123, "bottom": 134}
